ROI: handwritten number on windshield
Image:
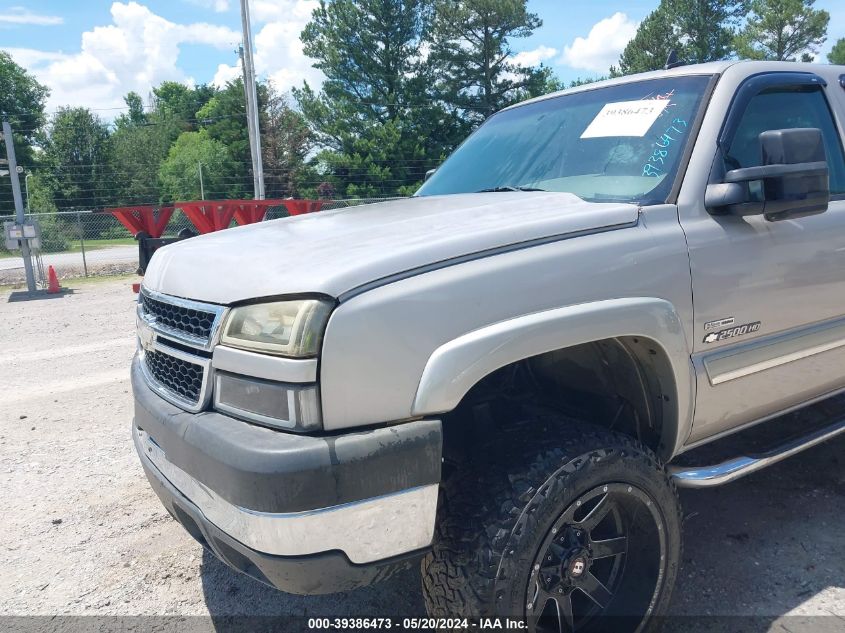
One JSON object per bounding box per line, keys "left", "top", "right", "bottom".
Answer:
{"left": 643, "top": 118, "right": 688, "bottom": 177}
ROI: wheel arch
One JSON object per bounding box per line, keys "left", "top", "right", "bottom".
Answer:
{"left": 412, "top": 298, "right": 695, "bottom": 459}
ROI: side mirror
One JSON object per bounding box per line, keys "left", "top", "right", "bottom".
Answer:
{"left": 424, "top": 168, "right": 436, "bottom": 182}
{"left": 705, "top": 128, "right": 830, "bottom": 221}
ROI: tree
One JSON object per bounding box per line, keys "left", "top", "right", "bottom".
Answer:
{"left": 41, "top": 107, "right": 113, "bottom": 210}
{"left": 196, "top": 79, "right": 257, "bottom": 197}
{"left": 114, "top": 92, "right": 147, "bottom": 130}
{"left": 566, "top": 76, "right": 606, "bottom": 89}
{"left": 429, "top": 0, "right": 546, "bottom": 122}
{"left": 150, "top": 81, "right": 217, "bottom": 154}
{"left": 299, "top": 0, "right": 433, "bottom": 135}
{"left": 674, "top": 0, "right": 744, "bottom": 64}
{"left": 0, "top": 51, "right": 49, "bottom": 212}
{"left": 613, "top": 3, "right": 680, "bottom": 75}
{"left": 109, "top": 91, "right": 171, "bottom": 206}
{"left": 614, "top": 0, "right": 744, "bottom": 75}
{"left": 296, "top": 0, "right": 453, "bottom": 197}
{"left": 735, "top": 0, "right": 829, "bottom": 61}
{"left": 23, "top": 174, "right": 71, "bottom": 251}
{"left": 111, "top": 122, "right": 172, "bottom": 205}
{"left": 153, "top": 82, "right": 216, "bottom": 128}
{"left": 159, "top": 129, "right": 237, "bottom": 201}
{"left": 830, "top": 38, "right": 845, "bottom": 64}
{"left": 262, "top": 85, "right": 316, "bottom": 198}
{"left": 311, "top": 118, "right": 426, "bottom": 198}
{"left": 0, "top": 51, "right": 49, "bottom": 148}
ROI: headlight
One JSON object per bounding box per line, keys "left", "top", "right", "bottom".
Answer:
{"left": 220, "top": 299, "right": 333, "bottom": 357}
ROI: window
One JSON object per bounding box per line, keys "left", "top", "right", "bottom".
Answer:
{"left": 417, "top": 75, "right": 713, "bottom": 205}
{"left": 724, "top": 85, "right": 845, "bottom": 195}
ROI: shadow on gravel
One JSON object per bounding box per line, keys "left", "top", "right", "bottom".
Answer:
{"left": 7, "top": 288, "right": 74, "bottom": 302}
{"left": 199, "top": 549, "right": 425, "bottom": 619}
{"left": 198, "top": 436, "right": 844, "bottom": 632}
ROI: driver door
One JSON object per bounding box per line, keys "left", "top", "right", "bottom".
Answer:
{"left": 680, "top": 72, "right": 845, "bottom": 444}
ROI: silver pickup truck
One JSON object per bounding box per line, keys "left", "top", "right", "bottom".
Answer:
{"left": 132, "top": 60, "right": 845, "bottom": 631}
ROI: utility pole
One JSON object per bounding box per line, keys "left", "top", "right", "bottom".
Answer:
{"left": 238, "top": 45, "right": 260, "bottom": 199}
{"left": 239, "top": 0, "right": 265, "bottom": 199}
{"left": 2, "top": 118, "right": 36, "bottom": 292}
{"left": 198, "top": 162, "right": 205, "bottom": 199}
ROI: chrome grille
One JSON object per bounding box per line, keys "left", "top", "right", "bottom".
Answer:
{"left": 138, "top": 288, "right": 225, "bottom": 351}
{"left": 140, "top": 292, "right": 216, "bottom": 339}
{"left": 143, "top": 348, "right": 204, "bottom": 404}
{"left": 137, "top": 288, "right": 223, "bottom": 411}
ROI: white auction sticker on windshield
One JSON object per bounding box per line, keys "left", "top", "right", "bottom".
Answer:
{"left": 580, "top": 99, "right": 670, "bottom": 138}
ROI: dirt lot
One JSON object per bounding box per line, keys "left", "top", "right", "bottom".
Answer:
{"left": 1, "top": 276, "right": 844, "bottom": 632}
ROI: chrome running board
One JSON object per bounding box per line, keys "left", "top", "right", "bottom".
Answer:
{"left": 669, "top": 418, "right": 845, "bottom": 488}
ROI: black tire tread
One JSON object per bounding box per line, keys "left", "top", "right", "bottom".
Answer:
{"left": 421, "top": 419, "right": 682, "bottom": 619}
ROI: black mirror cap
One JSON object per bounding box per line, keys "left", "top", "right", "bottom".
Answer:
{"left": 760, "top": 128, "right": 829, "bottom": 221}
{"left": 760, "top": 128, "right": 826, "bottom": 165}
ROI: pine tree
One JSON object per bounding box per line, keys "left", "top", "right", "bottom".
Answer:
{"left": 614, "top": 0, "right": 744, "bottom": 75}
{"left": 830, "top": 38, "right": 845, "bottom": 64}
{"left": 429, "top": 0, "right": 546, "bottom": 123}
{"left": 613, "top": 4, "right": 678, "bottom": 75}
{"left": 295, "top": 0, "right": 454, "bottom": 196}
{"left": 735, "top": 0, "right": 830, "bottom": 61}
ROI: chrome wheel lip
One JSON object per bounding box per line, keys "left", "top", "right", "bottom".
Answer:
{"left": 525, "top": 482, "right": 668, "bottom": 633}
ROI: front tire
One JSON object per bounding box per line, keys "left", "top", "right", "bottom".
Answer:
{"left": 421, "top": 421, "right": 682, "bottom": 632}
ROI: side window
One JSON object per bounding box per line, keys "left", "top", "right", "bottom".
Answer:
{"left": 724, "top": 86, "right": 845, "bottom": 195}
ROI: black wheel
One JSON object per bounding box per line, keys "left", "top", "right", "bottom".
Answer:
{"left": 422, "top": 421, "right": 682, "bottom": 633}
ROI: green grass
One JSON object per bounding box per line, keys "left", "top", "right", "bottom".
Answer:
{"left": 66, "top": 237, "right": 137, "bottom": 252}
{"left": 63, "top": 271, "right": 139, "bottom": 287}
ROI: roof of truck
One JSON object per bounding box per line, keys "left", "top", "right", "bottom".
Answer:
{"left": 509, "top": 60, "right": 845, "bottom": 111}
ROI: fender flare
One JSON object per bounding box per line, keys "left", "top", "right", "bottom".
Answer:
{"left": 412, "top": 297, "right": 695, "bottom": 458}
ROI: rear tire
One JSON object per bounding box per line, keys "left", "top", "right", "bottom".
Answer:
{"left": 421, "top": 421, "right": 682, "bottom": 632}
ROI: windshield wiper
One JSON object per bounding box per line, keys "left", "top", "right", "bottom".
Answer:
{"left": 476, "top": 185, "right": 547, "bottom": 193}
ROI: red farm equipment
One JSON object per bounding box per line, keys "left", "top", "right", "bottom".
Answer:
{"left": 102, "top": 199, "right": 324, "bottom": 275}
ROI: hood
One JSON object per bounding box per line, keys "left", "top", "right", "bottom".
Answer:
{"left": 143, "top": 192, "right": 638, "bottom": 304}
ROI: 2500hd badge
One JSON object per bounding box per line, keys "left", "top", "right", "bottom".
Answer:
{"left": 703, "top": 321, "right": 762, "bottom": 344}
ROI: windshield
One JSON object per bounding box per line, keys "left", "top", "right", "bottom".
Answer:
{"left": 417, "top": 75, "right": 712, "bottom": 204}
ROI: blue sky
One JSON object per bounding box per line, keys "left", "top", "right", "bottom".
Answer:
{"left": 1, "top": 0, "right": 843, "bottom": 114}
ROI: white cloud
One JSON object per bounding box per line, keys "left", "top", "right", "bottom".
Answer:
{"left": 5, "top": 0, "right": 325, "bottom": 113}
{"left": 213, "top": 0, "right": 324, "bottom": 93}
{"left": 561, "top": 12, "right": 638, "bottom": 73}
{"left": 2, "top": 47, "right": 67, "bottom": 66}
{"left": 511, "top": 45, "right": 558, "bottom": 68}
{"left": 185, "top": 0, "right": 230, "bottom": 12}
{"left": 251, "top": 0, "right": 317, "bottom": 23}
{"left": 0, "top": 7, "right": 63, "bottom": 26}
{"left": 212, "top": 60, "right": 243, "bottom": 87}
{"left": 2, "top": 2, "right": 240, "bottom": 111}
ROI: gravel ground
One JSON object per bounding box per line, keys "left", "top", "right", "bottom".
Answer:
{"left": 1, "top": 276, "right": 843, "bottom": 632}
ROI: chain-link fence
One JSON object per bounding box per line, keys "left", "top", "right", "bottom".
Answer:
{"left": 0, "top": 198, "right": 403, "bottom": 286}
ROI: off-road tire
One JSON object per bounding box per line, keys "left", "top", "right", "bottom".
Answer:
{"left": 421, "top": 420, "right": 682, "bottom": 631}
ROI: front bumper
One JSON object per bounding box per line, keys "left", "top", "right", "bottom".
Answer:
{"left": 131, "top": 357, "right": 442, "bottom": 594}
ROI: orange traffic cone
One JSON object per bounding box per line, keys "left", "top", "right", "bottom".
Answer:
{"left": 47, "top": 265, "right": 61, "bottom": 294}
